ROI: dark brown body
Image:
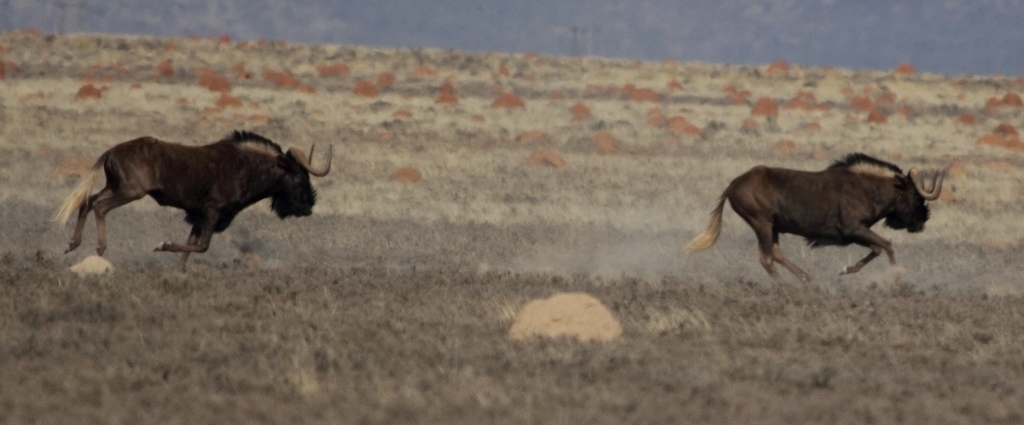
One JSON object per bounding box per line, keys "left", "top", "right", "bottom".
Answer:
{"left": 54, "top": 131, "right": 331, "bottom": 267}
{"left": 685, "top": 154, "right": 945, "bottom": 282}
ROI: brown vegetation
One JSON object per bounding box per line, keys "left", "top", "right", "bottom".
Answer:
{"left": 514, "top": 130, "right": 548, "bottom": 144}
{"left": 75, "top": 84, "right": 102, "bottom": 100}
{"left": 390, "top": 167, "right": 422, "bottom": 183}
{"left": 526, "top": 149, "right": 566, "bottom": 168}
{"left": 570, "top": 102, "right": 591, "bottom": 121}
{"left": 491, "top": 92, "right": 525, "bottom": 109}
{"left": 353, "top": 79, "right": 378, "bottom": 97}
{"left": 155, "top": 59, "right": 173, "bottom": 78}
{"left": 197, "top": 67, "right": 231, "bottom": 93}
{"left": 750, "top": 97, "right": 778, "bottom": 117}
{"left": 315, "top": 63, "right": 351, "bottom": 77}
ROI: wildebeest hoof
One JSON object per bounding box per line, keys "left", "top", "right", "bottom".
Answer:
{"left": 154, "top": 242, "right": 171, "bottom": 251}
{"left": 64, "top": 243, "right": 79, "bottom": 254}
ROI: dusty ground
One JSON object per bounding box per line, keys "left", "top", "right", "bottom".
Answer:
{"left": 2, "top": 30, "right": 1024, "bottom": 423}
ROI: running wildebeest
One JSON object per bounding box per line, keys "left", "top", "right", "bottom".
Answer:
{"left": 53, "top": 131, "right": 332, "bottom": 267}
{"left": 684, "top": 153, "right": 947, "bottom": 282}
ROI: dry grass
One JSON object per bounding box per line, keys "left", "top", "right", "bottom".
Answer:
{"left": 2, "top": 253, "right": 1024, "bottom": 424}
{"left": 3, "top": 30, "right": 1024, "bottom": 423}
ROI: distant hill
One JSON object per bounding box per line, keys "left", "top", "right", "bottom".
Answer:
{"left": 3, "top": 0, "right": 1023, "bottom": 75}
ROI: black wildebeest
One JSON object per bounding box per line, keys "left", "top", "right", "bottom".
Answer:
{"left": 684, "top": 153, "right": 947, "bottom": 282}
{"left": 53, "top": 131, "right": 332, "bottom": 267}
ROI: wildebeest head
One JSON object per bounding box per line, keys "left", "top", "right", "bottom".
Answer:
{"left": 271, "top": 145, "right": 332, "bottom": 218}
{"left": 885, "top": 168, "right": 945, "bottom": 233}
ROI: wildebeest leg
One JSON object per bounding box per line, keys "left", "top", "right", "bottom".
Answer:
{"left": 65, "top": 193, "right": 98, "bottom": 253}
{"left": 91, "top": 187, "right": 145, "bottom": 256}
{"left": 771, "top": 231, "right": 812, "bottom": 282}
{"left": 178, "top": 225, "right": 202, "bottom": 268}
{"left": 155, "top": 211, "right": 218, "bottom": 256}
{"left": 753, "top": 227, "right": 784, "bottom": 282}
{"left": 840, "top": 228, "right": 895, "bottom": 274}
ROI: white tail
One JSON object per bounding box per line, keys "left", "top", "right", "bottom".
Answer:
{"left": 52, "top": 159, "right": 103, "bottom": 227}
{"left": 684, "top": 197, "right": 726, "bottom": 254}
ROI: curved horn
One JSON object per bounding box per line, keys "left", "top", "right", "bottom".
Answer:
{"left": 908, "top": 167, "right": 945, "bottom": 201}
{"left": 287, "top": 144, "right": 332, "bottom": 177}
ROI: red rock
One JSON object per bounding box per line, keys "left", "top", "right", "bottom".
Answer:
{"left": 129, "top": 83, "right": 142, "bottom": 89}
{"left": 774, "top": 140, "right": 797, "bottom": 151}
{"left": 527, "top": 150, "right": 566, "bottom": 168}
{"left": 947, "top": 162, "right": 967, "bottom": 178}
{"left": 742, "top": 118, "right": 760, "bottom": 129}
{"left": 262, "top": 69, "right": 299, "bottom": 88}
{"left": 667, "top": 79, "right": 684, "bottom": 92}
{"left": 498, "top": 65, "right": 510, "bottom": 76}
{"left": 491, "top": 92, "right": 525, "bottom": 109}
{"left": 570, "top": 102, "right": 591, "bottom": 122}
{"left": 996, "top": 122, "right": 1018, "bottom": 137}
{"left": 895, "top": 63, "right": 916, "bottom": 75}
{"left": 875, "top": 92, "right": 897, "bottom": 105}
{"left": 75, "top": 84, "right": 102, "bottom": 100}
{"left": 515, "top": 130, "right": 548, "bottom": 144}
{"left": 750, "top": 97, "right": 778, "bottom": 117}
{"left": 983, "top": 160, "right": 1014, "bottom": 170}
{"left": 439, "top": 81, "right": 455, "bottom": 95}
{"left": 316, "top": 63, "right": 351, "bottom": 77}
{"left": 219, "top": 34, "right": 231, "bottom": 44}
{"left": 851, "top": 95, "right": 874, "bottom": 112}
{"left": 766, "top": 60, "right": 789, "bottom": 74}
{"left": 866, "top": 110, "right": 887, "bottom": 123}
{"left": 248, "top": 114, "right": 270, "bottom": 124}
{"left": 592, "top": 131, "right": 620, "bottom": 154}
{"left": 619, "top": 83, "right": 637, "bottom": 96}
{"left": 666, "top": 116, "right": 701, "bottom": 137}
{"left": 230, "top": 63, "right": 250, "bottom": 80}
{"left": 548, "top": 91, "right": 565, "bottom": 100}
{"left": 806, "top": 122, "right": 821, "bottom": 131}
{"left": 412, "top": 65, "right": 437, "bottom": 77}
{"left": 298, "top": 84, "right": 316, "bottom": 94}
{"left": 977, "top": 123, "right": 1024, "bottom": 151}
{"left": 435, "top": 92, "right": 458, "bottom": 104}
{"left": 393, "top": 109, "right": 412, "bottom": 118}
{"left": 155, "top": 59, "right": 174, "bottom": 78}
{"left": 471, "top": 115, "right": 485, "bottom": 123}
{"left": 376, "top": 71, "right": 395, "bottom": 88}
{"left": 1003, "top": 92, "right": 1023, "bottom": 107}
{"left": 647, "top": 109, "right": 667, "bottom": 127}
{"left": 955, "top": 113, "right": 976, "bottom": 125}
{"left": 353, "top": 80, "right": 378, "bottom": 97}
{"left": 391, "top": 167, "right": 422, "bottom": 183}
{"left": 630, "top": 88, "right": 660, "bottom": 102}
{"left": 216, "top": 93, "right": 242, "bottom": 108}
{"left": 197, "top": 67, "right": 231, "bottom": 93}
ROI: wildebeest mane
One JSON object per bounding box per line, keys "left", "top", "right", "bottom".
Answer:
{"left": 223, "top": 130, "right": 283, "bottom": 155}
{"left": 827, "top": 153, "right": 903, "bottom": 177}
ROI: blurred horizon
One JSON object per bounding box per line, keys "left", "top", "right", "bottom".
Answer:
{"left": 2, "top": 0, "right": 1023, "bottom": 77}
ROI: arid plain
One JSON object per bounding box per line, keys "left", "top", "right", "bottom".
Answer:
{"left": 2, "top": 30, "right": 1024, "bottom": 424}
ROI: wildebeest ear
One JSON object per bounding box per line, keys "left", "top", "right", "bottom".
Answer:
{"left": 276, "top": 154, "right": 291, "bottom": 170}
{"left": 894, "top": 174, "right": 910, "bottom": 190}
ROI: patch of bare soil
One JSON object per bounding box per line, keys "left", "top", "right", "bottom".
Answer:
{"left": 2, "top": 253, "right": 1023, "bottom": 424}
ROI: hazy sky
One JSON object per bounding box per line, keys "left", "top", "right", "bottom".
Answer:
{"left": 3, "top": 0, "right": 1023, "bottom": 76}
